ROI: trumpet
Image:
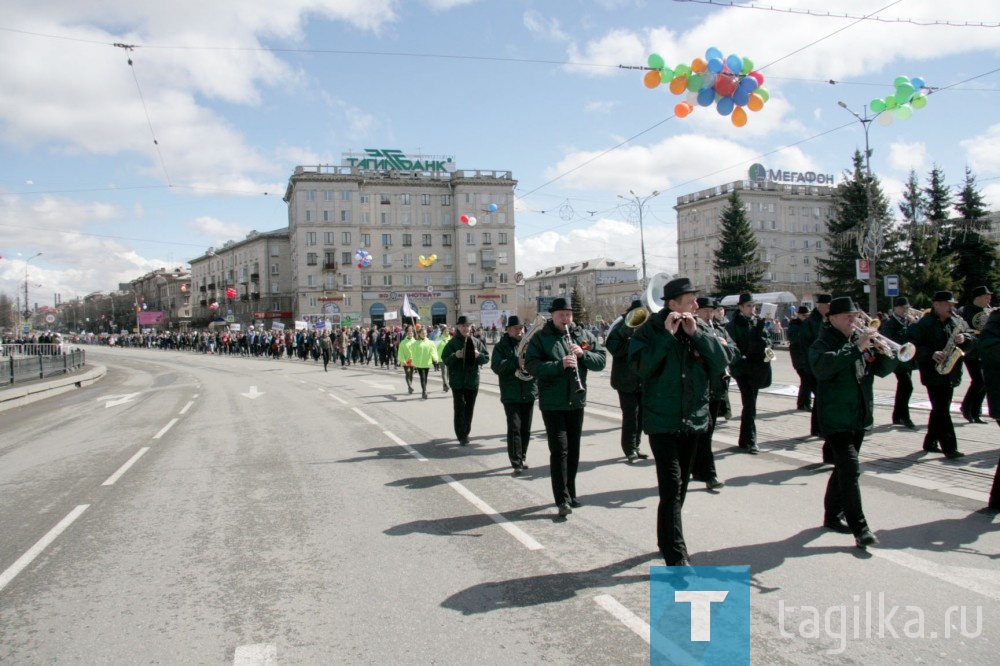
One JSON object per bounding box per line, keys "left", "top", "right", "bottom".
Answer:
{"left": 906, "top": 307, "right": 925, "bottom": 324}
{"left": 852, "top": 314, "right": 916, "bottom": 362}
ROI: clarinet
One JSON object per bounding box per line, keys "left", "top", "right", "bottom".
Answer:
{"left": 563, "top": 328, "right": 586, "bottom": 394}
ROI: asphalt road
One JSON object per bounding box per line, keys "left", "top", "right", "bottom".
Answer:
{"left": 0, "top": 346, "right": 996, "bottom": 664}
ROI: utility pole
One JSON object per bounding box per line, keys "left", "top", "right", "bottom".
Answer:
{"left": 23, "top": 252, "right": 42, "bottom": 323}
{"left": 618, "top": 190, "right": 660, "bottom": 290}
{"left": 837, "top": 102, "right": 880, "bottom": 316}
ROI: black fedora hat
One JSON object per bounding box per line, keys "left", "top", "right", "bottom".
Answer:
{"left": 932, "top": 290, "right": 957, "bottom": 303}
{"left": 627, "top": 299, "right": 643, "bottom": 312}
{"left": 797, "top": 305, "right": 810, "bottom": 314}
{"left": 696, "top": 296, "right": 716, "bottom": 309}
{"left": 815, "top": 294, "right": 832, "bottom": 304}
{"left": 894, "top": 296, "right": 910, "bottom": 307}
{"left": 663, "top": 277, "right": 699, "bottom": 301}
{"left": 548, "top": 297, "right": 573, "bottom": 312}
{"left": 456, "top": 315, "right": 470, "bottom": 325}
{"left": 971, "top": 285, "right": 993, "bottom": 298}
{"left": 828, "top": 297, "right": 859, "bottom": 316}
{"left": 505, "top": 315, "right": 522, "bottom": 328}
{"left": 738, "top": 293, "right": 755, "bottom": 306}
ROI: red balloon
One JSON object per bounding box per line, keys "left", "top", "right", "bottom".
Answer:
{"left": 460, "top": 214, "right": 469, "bottom": 223}
{"left": 750, "top": 71, "right": 764, "bottom": 86}
{"left": 357, "top": 263, "right": 363, "bottom": 268}
{"left": 714, "top": 74, "right": 737, "bottom": 97}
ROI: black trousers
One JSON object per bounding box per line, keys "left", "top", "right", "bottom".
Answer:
{"left": 451, "top": 388, "right": 478, "bottom": 442}
{"left": 795, "top": 369, "right": 814, "bottom": 410}
{"left": 924, "top": 383, "right": 958, "bottom": 454}
{"left": 734, "top": 376, "right": 758, "bottom": 448}
{"left": 649, "top": 433, "right": 698, "bottom": 565}
{"left": 541, "top": 409, "right": 584, "bottom": 506}
{"left": 824, "top": 430, "right": 869, "bottom": 536}
{"left": 403, "top": 365, "right": 414, "bottom": 390}
{"left": 692, "top": 401, "right": 720, "bottom": 480}
{"left": 417, "top": 367, "right": 429, "bottom": 394}
{"left": 440, "top": 363, "right": 450, "bottom": 391}
{"left": 960, "top": 358, "right": 986, "bottom": 418}
{"left": 892, "top": 368, "right": 914, "bottom": 421}
{"left": 990, "top": 422, "right": 1000, "bottom": 509}
{"left": 617, "top": 389, "right": 643, "bottom": 456}
{"left": 503, "top": 401, "right": 534, "bottom": 469}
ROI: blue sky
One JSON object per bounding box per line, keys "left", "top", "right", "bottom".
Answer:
{"left": 1, "top": 0, "right": 998, "bottom": 308}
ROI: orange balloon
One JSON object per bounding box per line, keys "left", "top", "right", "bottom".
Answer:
{"left": 675, "top": 101, "right": 693, "bottom": 118}
{"left": 669, "top": 75, "right": 688, "bottom": 95}
{"left": 691, "top": 57, "right": 707, "bottom": 73}
{"left": 731, "top": 106, "right": 748, "bottom": 127}
{"left": 747, "top": 92, "right": 764, "bottom": 111}
{"left": 643, "top": 70, "right": 661, "bottom": 89}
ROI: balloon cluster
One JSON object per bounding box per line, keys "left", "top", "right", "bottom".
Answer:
{"left": 418, "top": 254, "right": 438, "bottom": 268}
{"left": 355, "top": 249, "right": 373, "bottom": 268}
{"left": 870, "top": 75, "right": 928, "bottom": 126}
{"left": 643, "top": 48, "right": 769, "bottom": 127}
{"left": 460, "top": 214, "right": 478, "bottom": 227}
{"left": 209, "top": 301, "right": 220, "bottom": 311}
{"left": 225, "top": 287, "right": 238, "bottom": 299}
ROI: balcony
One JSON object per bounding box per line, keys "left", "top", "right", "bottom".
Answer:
{"left": 199, "top": 299, "right": 208, "bottom": 307}
{"left": 207, "top": 283, "right": 216, "bottom": 290}
{"left": 251, "top": 293, "right": 260, "bottom": 301}
{"left": 240, "top": 295, "right": 250, "bottom": 302}
{"left": 323, "top": 262, "right": 338, "bottom": 271}
{"left": 199, "top": 286, "right": 207, "bottom": 292}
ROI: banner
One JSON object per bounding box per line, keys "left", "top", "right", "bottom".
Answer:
{"left": 137, "top": 311, "right": 165, "bottom": 325}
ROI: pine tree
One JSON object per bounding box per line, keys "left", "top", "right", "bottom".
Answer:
{"left": 953, "top": 166, "right": 998, "bottom": 302}
{"left": 815, "top": 150, "right": 890, "bottom": 306}
{"left": 712, "top": 190, "right": 762, "bottom": 296}
{"left": 924, "top": 166, "right": 957, "bottom": 253}
{"left": 570, "top": 283, "right": 589, "bottom": 325}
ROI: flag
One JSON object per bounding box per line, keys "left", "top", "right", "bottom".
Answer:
{"left": 401, "top": 293, "right": 420, "bottom": 319}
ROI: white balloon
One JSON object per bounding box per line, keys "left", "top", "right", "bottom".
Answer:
{"left": 468, "top": 216, "right": 477, "bottom": 226}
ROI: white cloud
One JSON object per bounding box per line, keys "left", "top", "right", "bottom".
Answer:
{"left": 584, "top": 100, "right": 619, "bottom": 114}
{"left": 423, "top": 0, "right": 478, "bottom": 10}
{"left": 887, "top": 140, "right": 927, "bottom": 173}
{"left": 186, "top": 215, "right": 252, "bottom": 245}
{"left": 961, "top": 123, "right": 1000, "bottom": 173}
{"left": 523, "top": 10, "right": 569, "bottom": 42}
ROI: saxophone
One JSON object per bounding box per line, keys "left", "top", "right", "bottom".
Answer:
{"left": 514, "top": 315, "right": 547, "bottom": 381}
{"left": 935, "top": 316, "right": 968, "bottom": 375}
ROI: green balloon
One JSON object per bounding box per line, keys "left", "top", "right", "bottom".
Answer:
{"left": 660, "top": 66, "right": 674, "bottom": 82}
{"left": 870, "top": 98, "right": 887, "bottom": 113}
{"left": 895, "top": 104, "right": 913, "bottom": 120}
{"left": 741, "top": 57, "right": 754, "bottom": 74}
{"left": 756, "top": 86, "right": 769, "bottom": 102}
{"left": 894, "top": 75, "right": 910, "bottom": 87}
{"left": 895, "top": 83, "right": 915, "bottom": 103}
{"left": 687, "top": 74, "right": 703, "bottom": 92}
{"left": 911, "top": 93, "right": 927, "bottom": 109}
{"left": 675, "top": 63, "right": 690, "bottom": 77}
{"left": 648, "top": 53, "right": 665, "bottom": 70}
{"left": 884, "top": 94, "right": 897, "bottom": 110}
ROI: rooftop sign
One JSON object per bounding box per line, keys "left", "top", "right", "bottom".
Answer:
{"left": 342, "top": 149, "right": 455, "bottom": 173}
{"left": 749, "top": 162, "right": 834, "bottom": 185}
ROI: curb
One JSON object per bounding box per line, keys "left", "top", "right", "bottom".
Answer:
{"left": 0, "top": 365, "right": 107, "bottom": 413}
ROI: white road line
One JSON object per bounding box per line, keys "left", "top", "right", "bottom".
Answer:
{"left": 152, "top": 418, "right": 179, "bottom": 440}
{"left": 101, "top": 447, "right": 150, "bottom": 486}
{"left": 870, "top": 548, "right": 1000, "bottom": 601}
{"left": 179, "top": 401, "right": 195, "bottom": 415}
{"left": 383, "top": 431, "right": 427, "bottom": 462}
{"left": 352, "top": 407, "right": 378, "bottom": 425}
{"left": 0, "top": 505, "right": 90, "bottom": 594}
{"left": 328, "top": 393, "right": 348, "bottom": 405}
{"left": 233, "top": 643, "right": 277, "bottom": 666}
{"left": 594, "top": 594, "right": 650, "bottom": 644}
{"left": 440, "top": 474, "right": 544, "bottom": 551}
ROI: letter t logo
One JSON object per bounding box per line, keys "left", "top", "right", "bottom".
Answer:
{"left": 675, "top": 591, "right": 729, "bottom": 641}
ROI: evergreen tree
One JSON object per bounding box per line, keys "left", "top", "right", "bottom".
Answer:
{"left": 924, "top": 165, "right": 957, "bottom": 253}
{"left": 712, "top": 190, "right": 762, "bottom": 296}
{"left": 570, "top": 283, "right": 589, "bottom": 325}
{"left": 888, "top": 170, "right": 955, "bottom": 307}
{"left": 815, "top": 150, "right": 890, "bottom": 306}
{"left": 953, "top": 166, "right": 998, "bottom": 302}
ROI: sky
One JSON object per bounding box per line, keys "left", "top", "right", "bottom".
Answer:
{"left": 1, "top": 0, "right": 999, "bottom": 310}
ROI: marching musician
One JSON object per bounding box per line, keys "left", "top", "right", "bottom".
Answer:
{"left": 809, "top": 297, "right": 897, "bottom": 548}
{"left": 960, "top": 285, "right": 992, "bottom": 424}
{"left": 442, "top": 316, "right": 489, "bottom": 446}
{"left": 880, "top": 296, "right": 917, "bottom": 429}
{"left": 787, "top": 305, "right": 813, "bottom": 411}
{"left": 629, "top": 278, "right": 727, "bottom": 566}
{"left": 524, "top": 297, "right": 606, "bottom": 519}
{"left": 726, "top": 293, "right": 773, "bottom": 455}
{"left": 605, "top": 299, "right": 650, "bottom": 463}
{"left": 801, "top": 294, "right": 832, "bottom": 459}
{"left": 691, "top": 296, "right": 737, "bottom": 490}
{"left": 976, "top": 308, "right": 1000, "bottom": 511}
{"left": 907, "top": 291, "right": 976, "bottom": 459}
{"left": 490, "top": 316, "right": 538, "bottom": 475}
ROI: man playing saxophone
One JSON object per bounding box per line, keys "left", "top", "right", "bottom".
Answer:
{"left": 959, "top": 285, "right": 993, "bottom": 424}
{"left": 907, "top": 290, "right": 976, "bottom": 459}
{"left": 490, "top": 316, "right": 538, "bottom": 475}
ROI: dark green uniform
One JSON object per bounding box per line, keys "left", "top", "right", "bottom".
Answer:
{"left": 490, "top": 332, "right": 538, "bottom": 471}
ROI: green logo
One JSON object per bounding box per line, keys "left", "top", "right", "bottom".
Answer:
{"left": 344, "top": 149, "right": 454, "bottom": 173}
{"left": 748, "top": 163, "right": 767, "bottom": 182}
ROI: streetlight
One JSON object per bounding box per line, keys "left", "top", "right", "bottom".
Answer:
{"left": 23, "top": 252, "right": 42, "bottom": 321}
{"left": 838, "top": 101, "right": 881, "bottom": 316}
{"left": 618, "top": 189, "right": 660, "bottom": 289}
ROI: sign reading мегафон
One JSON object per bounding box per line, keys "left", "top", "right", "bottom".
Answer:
{"left": 749, "top": 162, "right": 834, "bottom": 185}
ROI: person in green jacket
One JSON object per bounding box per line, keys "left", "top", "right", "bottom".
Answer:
{"left": 691, "top": 296, "right": 738, "bottom": 490}
{"left": 442, "top": 316, "right": 489, "bottom": 445}
{"left": 977, "top": 308, "right": 1000, "bottom": 510}
{"left": 400, "top": 325, "right": 440, "bottom": 399}
{"left": 809, "top": 297, "right": 897, "bottom": 549}
{"left": 490, "top": 316, "right": 538, "bottom": 474}
{"left": 436, "top": 324, "right": 452, "bottom": 392}
{"left": 396, "top": 325, "right": 417, "bottom": 394}
{"left": 525, "top": 297, "right": 606, "bottom": 518}
{"left": 605, "top": 300, "right": 650, "bottom": 463}
{"left": 629, "top": 278, "right": 727, "bottom": 566}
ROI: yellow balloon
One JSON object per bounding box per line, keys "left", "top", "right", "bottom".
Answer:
{"left": 430, "top": 254, "right": 437, "bottom": 261}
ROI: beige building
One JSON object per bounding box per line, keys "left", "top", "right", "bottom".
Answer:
{"left": 523, "top": 258, "right": 641, "bottom": 324}
{"left": 283, "top": 152, "right": 517, "bottom": 328}
{"left": 130, "top": 267, "right": 193, "bottom": 330}
{"left": 676, "top": 176, "right": 837, "bottom": 299}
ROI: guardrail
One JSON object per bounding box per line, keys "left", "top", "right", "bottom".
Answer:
{"left": 2, "top": 343, "right": 65, "bottom": 357}
{"left": 1, "top": 349, "right": 86, "bottom": 385}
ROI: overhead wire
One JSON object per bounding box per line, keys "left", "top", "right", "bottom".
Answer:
{"left": 672, "top": 0, "right": 1000, "bottom": 28}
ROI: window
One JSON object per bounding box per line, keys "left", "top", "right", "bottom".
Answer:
{"left": 360, "top": 193, "right": 370, "bottom": 204}
{"left": 305, "top": 190, "right": 315, "bottom": 202}
{"left": 465, "top": 193, "right": 472, "bottom": 203}
{"left": 360, "top": 212, "right": 370, "bottom": 225}
{"left": 421, "top": 194, "right": 431, "bottom": 205}
{"left": 442, "top": 234, "right": 452, "bottom": 247}
{"left": 341, "top": 274, "right": 352, "bottom": 287}
{"left": 441, "top": 194, "right": 452, "bottom": 206}
{"left": 341, "top": 232, "right": 352, "bottom": 245}
{"left": 501, "top": 294, "right": 508, "bottom": 304}
{"left": 469, "top": 295, "right": 476, "bottom": 305}
{"left": 381, "top": 212, "right": 390, "bottom": 225}
{"left": 324, "top": 275, "right": 335, "bottom": 289}
{"left": 402, "top": 233, "right": 412, "bottom": 247}
{"left": 771, "top": 220, "right": 777, "bottom": 230}
{"left": 401, "top": 193, "right": 411, "bottom": 205}
{"left": 498, "top": 232, "right": 508, "bottom": 245}
{"left": 324, "top": 232, "right": 335, "bottom": 245}
{"left": 403, "top": 254, "right": 413, "bottom": 268}
{"left": 340, "top": 191, "right": 351, "bottom": 202}
{"left": 380, "top": 194, "right": 391, "bottom": 205}
{"left": 383, "top": 275, "right": 393, "bottom": 286}
{"left": 421, "top": 212, "right": 431, "bottom": 226}
{"left": 499, "top": 273, "right": 508, "bottom": 284}
{"left": 341, "top": 210, "right": 352, "bottom": 223}
{"left": 324, "top": 191, "right": 333, "bottom": 202}
{"left": 484, "top": 275, "right": 494, "bottom": 285}
{"left": 307, "top": 275, "right": 316, "bottom": 287}
{"left": 360, "top": 233, "right": 371, "bottom": 247}
{"left": 498, "top": 251, "right": 509, "bottom": 265}
{"left": 305, "top": 232, "right": 317, "bottom": 246}
{"left": 341, "top": 251, "right": 351, "bottom": 265}
{"left": 362, "top": 274, "right": 372, "bottom": 287}
{"left": 404, "top": 274, "right": 413, "bottom": 286}
{"left": 467, "top": 252, "right": 477, "bottom": 265}
{"left": 803, "top": 240, "right": 810, "bottom": 249}
{"left": 466, "top": 232, "right": 476, "bottom": 245}
{"left": 270, "top": 263, "right": 279, "bottom": 275}
{"left": 324, "top": 251, "right": 335, "bottom": 265}
{"left": 381, "top": 233, "right": 392, "bottom": 246}
{"left": 323, "top": 210, "right": 331, "bottom": 222}
{"left": 383, "top": 254, "right": 392, "bottom": 267}
{"left": 816, "top": 240, "right": 823, "bottom": 249}
{"left": 306, "top": 253, "right": 317, "bottom": 266}
{"left": 422, "top": 234, "right": 432, "bottom": 247}
{"left": 270, "top": 245, "right": 280, "bottom": 257}
{"left": 305, "top": 210, "right": 312, "bottom": 222}
{"left": 803, "top": 256, "right": 811, "bottom": 265}
{"left": 272, "top": 282, "right": 280, "bottom": 293}
{"left": 443, "top": 254, "right": 453, "bottom": 266}
{"left": 400, "top": 212, "right": 411, "bottom": 226}
{"left": 481, "top": 232, "right": 492, "bottom": 245}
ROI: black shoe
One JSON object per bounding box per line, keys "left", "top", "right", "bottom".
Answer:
{"left": 569, "top": 499, "right": 583, "bottom": 508}
{"left": 748, "top": 446, "right": 759, "bottom": 455}
{"left": 706, "top": 478, "right": 725, "bottom": 490}
{"left": 923, "top": 443, "right": 942, "bottom": 453}
{"left": 971, "top": 416, "right": 987, "bottom": 424}
{"left": 557, "top": 504, "right": 572, "bottom": 518}
{"left": 961, "top": 408, "right": 975, "bottom": 423}
{"left": 521, "top": 463, "right": 529, "bottom": 469}
{"left": 634, "top": 452, "right": 649, "bottom": 459}
{"left": 459, "top": 438, "right": 469, "bottom": 446}
{"left": 855, "top": 530, "right": 879, "bottom": 549}
{"left": 626, "top": 453, "right": 638, "bottom": 463}
{"left": 512, "top": 468, "right": 523, "bottom": 477}
{"left": 944, "top": 450, "right": 965, "bottom": 460}
{"left": 421, "top": 392, "right": 427, "bottom": 399}
{"left": 667, "top": 558, "right": 693, "bottom": 568}
{"left": 823, "top": 517, "right": 852, "bottom": 533}
{"left": 408, "top": 386, "right": 414, "bottom": 394}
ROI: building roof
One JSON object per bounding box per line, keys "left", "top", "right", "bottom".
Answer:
{"left": 527, "top": 258, "right": 638, "bottom": 280}
{"left": 189, "top": 228, "right": 289, "bottom": 263}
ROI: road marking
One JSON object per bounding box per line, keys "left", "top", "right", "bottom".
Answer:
{"left": 102, "top": 447, "right": 150, "bottom": 486}
{"left": 179, "top": 400, "right": 195, "bottom": 415}
{"left": 352, "top": 407, "right": 378, "bottom": 425}
{"left": 102, "top": 392, "right": 140, "bottom": 408}
{"left": 0, "top": 505, "right": 90, "bottom": 594}
{"left": 871, "top": 548, "right": 1000, "bottom": 601}
{"left": 241, "top": 386, "right": 265, "bottom": 399}
{"left": 441, "top": 474, "right": 544, "bottom": 551}
{"left": 233, "top": 643, "right": 276, "bottom": 665}
{"left": 594, "top": 594, "right": 650, "bottom": 644}
{"left": 361, "top": 379, "right": 397, "bottom": 391}
{"left": 328, "top": 393, "right": 348, "bottom": 405}
{"left": 384, "top": 430, "right": 427, "bottom": 462}
{"left": 153, "top": 418, "right": 178, "bottom": 440}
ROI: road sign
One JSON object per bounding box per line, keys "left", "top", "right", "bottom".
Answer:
{"left": 885, "top": 274, "right": 900, "bottom": 297}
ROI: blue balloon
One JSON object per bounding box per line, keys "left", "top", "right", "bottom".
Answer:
{"left": 706, "top": 46, "right": 723, "bottom": 61}
{"left": 738, "top": 76, "right": 758, "bottom": 92}
{"left": 697, "top": 86, "right": 715, "bottom": 107}
{"left": 487, "top": 203, "right": 498, "bottom": 213}
{"left": 726, "top": 54, "right": 742, "bottom": 73}
{"left": 733, "top": 88, "right": 750, "bottom": 106}
{"left": 716, "top": 96, "right": 735, "bottom": 116}
{"left": 707, "top": 57, "right": 724, "bottom": 74}
{"left": 911, "top": 76, "right": 925, "bottom": 89}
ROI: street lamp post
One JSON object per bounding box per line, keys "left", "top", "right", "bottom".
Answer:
{"left": 23, "top": 252, "right": 42, "bottom": 322}
{"left": 837, "top": 101, "right": 881, "bottom": 317}
{"left": 618, "top": 190, "right": 660, "bottom": 289}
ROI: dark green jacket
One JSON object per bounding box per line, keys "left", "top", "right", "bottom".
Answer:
{"left": 961, "top": 303, "right": 987, "bottom": 362}
{"left": 709, "top": 319, "right": 739, "bottom": 400}
{"left": 490, "top": 332, "right": 538, "bottom": 404}
{"left": 906, "top": 313, "right": 975, "bottom": 387}
{"left": 799, "top": 309, "right": 825, "bottom": 371}
{"left": 442, "top": 333, "right": 489, "bottom": 389}
{"left": 605, "top": 318, "right": 641, "bottom": 393}
{"left": 809, "top": 323, "right": 897, "bottom": 435}
{"left": 726, "top": 311, "right": 773, "bottom": 389}
{"left": 628, "top": 310, "right": 728, "bottom": 434}
{"left": 978, "top": 310, "right": 1000, "bottom": 419}
{"left": 525, "top": 320, "right": 606, "bottom": 411}
{"left": 787, "top": 317, "right": 809, "bottom": 372}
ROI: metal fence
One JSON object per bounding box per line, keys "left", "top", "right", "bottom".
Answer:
{"left": 1, "top": 349, "right": 86, "bottom": 385}
{"left": 1, "top": 343, "right": 65, "bottom": 358}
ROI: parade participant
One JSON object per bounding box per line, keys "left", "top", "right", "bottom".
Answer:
{"left": 960, "top": 285, "right": 992, "bottom": 424}
{"left": 880, "top": 296, "right": 917, "bottom": 428}
{"left": 437, "top": 324, "right": 452, "bottom": 392}
{"left": 397, "top": 325, "right": 417, "bottom": 394}
{"left": 713, "top": 304, "right": 733, "bottom": 419}
{"left": 408, "top": 326, "right": 440, "bottom": 399}
{"left": 319, "top": 330, "right": 332, "bottom": 372}
{"left": 442, "top": 316, "right": 489, "bottom": 445}
{"left": 907, "top": 291, "right": 976, "bottom": 459}
{"left": 809, "top": 297, "right": 897, "bottom": 548}
{"left": 787, "top": 305, "right": 813, "bottom": 411}
{"left": 692, "top": 296, "right": 737, "bottom": 490}
{"left": 525, "top": 297, "right": 606, "bottom": 518}
{"left": 726, "top": 293, "right": 773, "bottom": 455}
{"left": 490, "top": 316, "right": 538, "bottom": 475}
{"left": 801, "top": 294, "right": 832, "bottom": 450}
{"left": 976, "top": 308, "right": 1000, "bottom": 511}
{"left": 629, "top": 278, "right": 727, "bottom": 565}
{"left": 605, "top": 299, "right": 649, "bottom": 463}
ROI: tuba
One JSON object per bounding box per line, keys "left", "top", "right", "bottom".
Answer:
{"left": 515, "top": 315, "right": 547, "bottom": 381}
{"left": 972, "top": 306, "right": 994, "bottom": 332}
{"left": 935, "top": 316, "right": 968, "bottom": 375}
